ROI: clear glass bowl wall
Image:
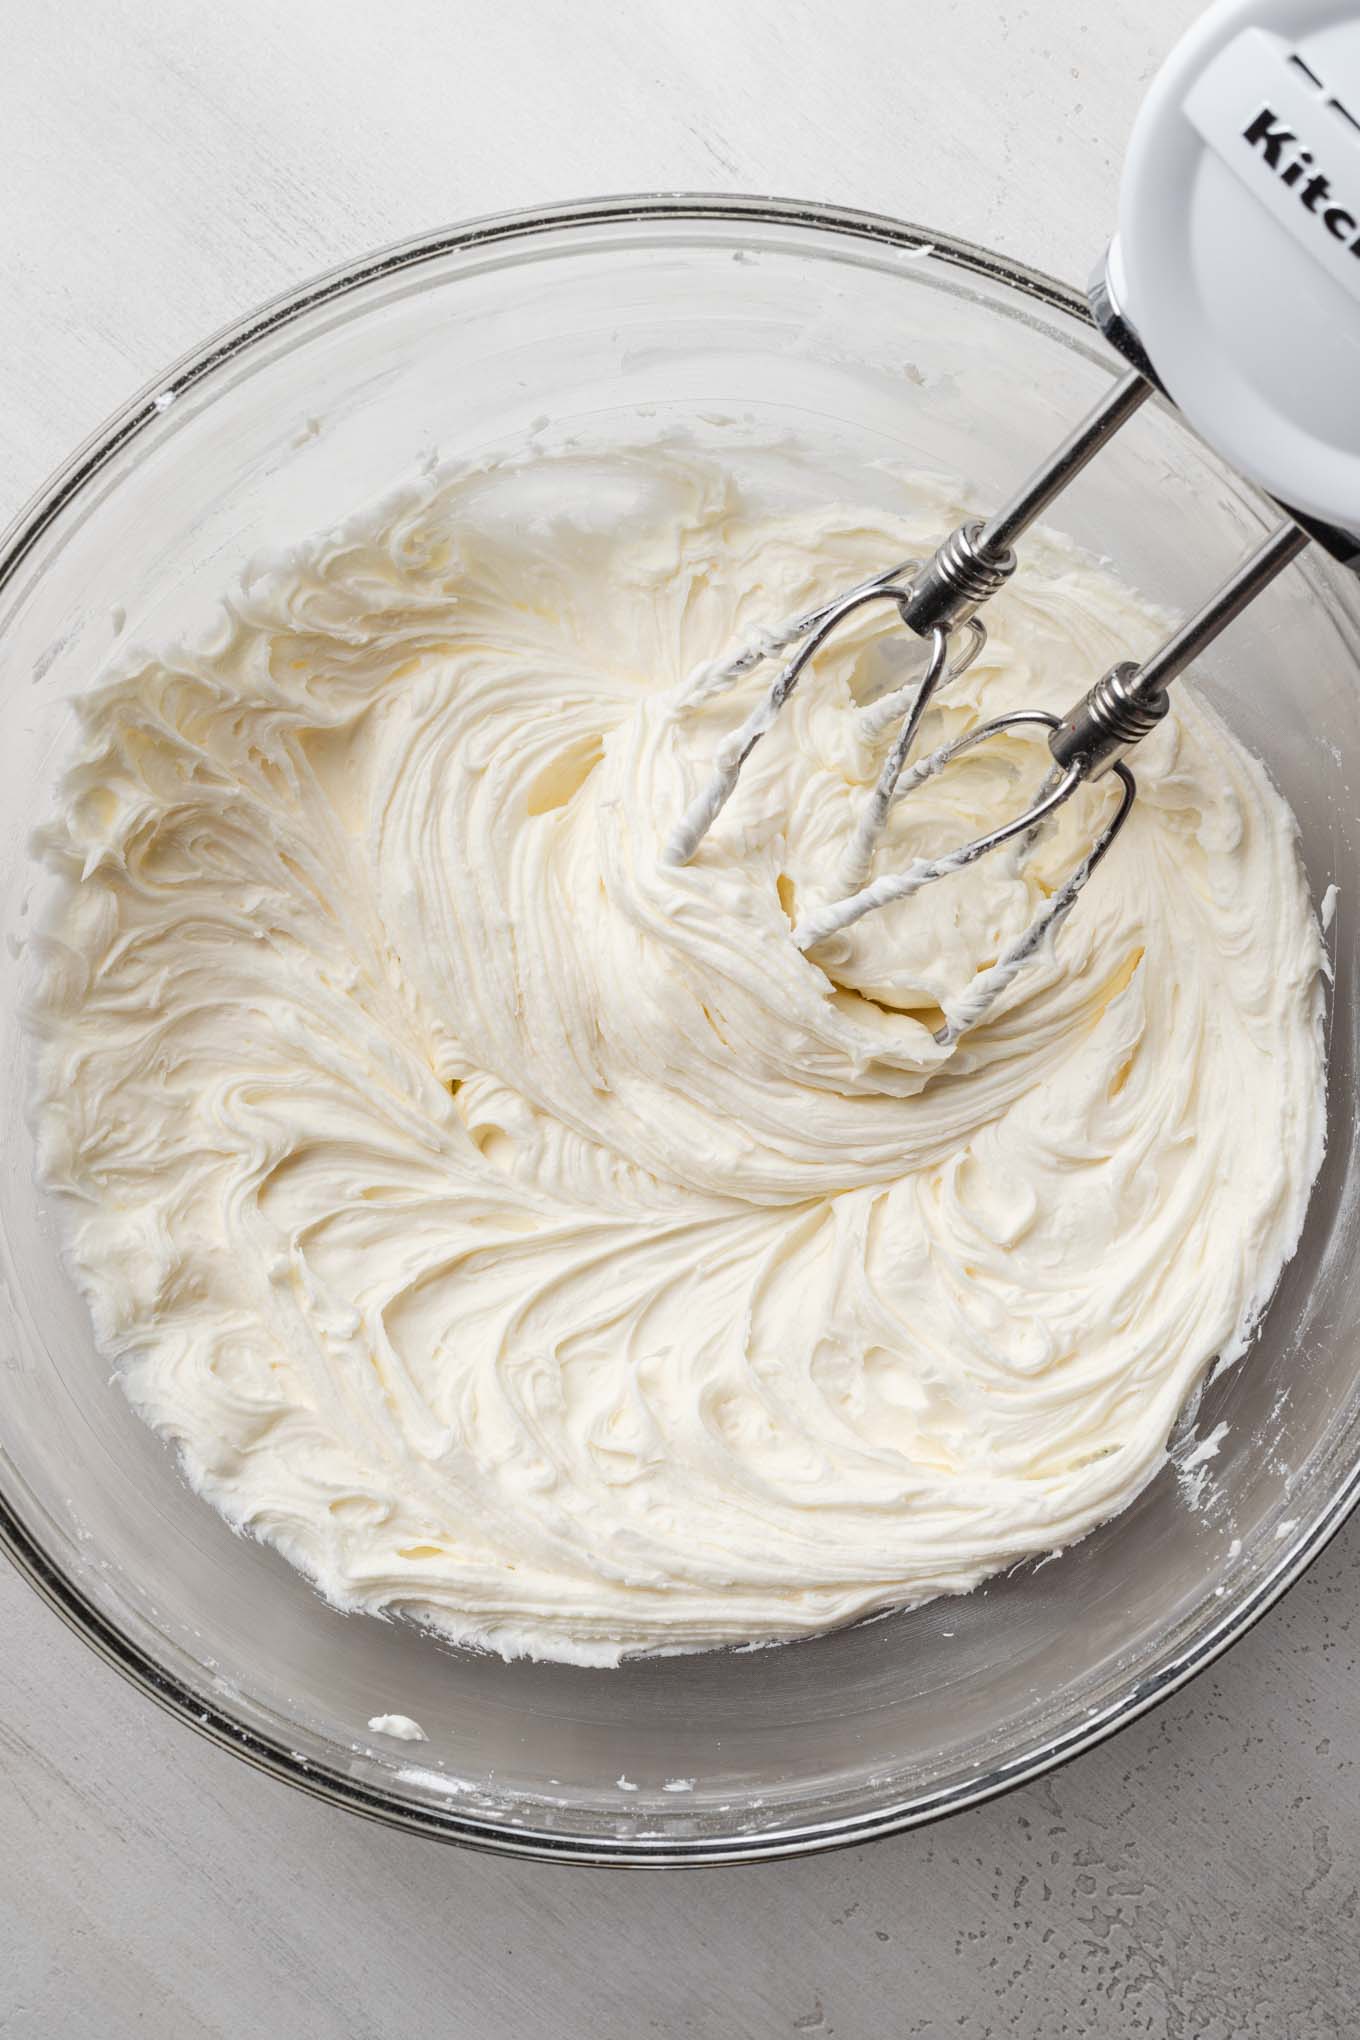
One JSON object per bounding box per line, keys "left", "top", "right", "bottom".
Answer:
{"left": 2, "top": 200, "right": 1358, "bottom": 1865}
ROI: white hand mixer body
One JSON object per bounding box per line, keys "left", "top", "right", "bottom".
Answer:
{"left": 666, "top": 0, "right": 1360, "bottom": 1044}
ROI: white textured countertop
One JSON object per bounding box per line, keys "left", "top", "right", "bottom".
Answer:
{"left": 4, "top": 3, "right": 1359, "bottom": 2034}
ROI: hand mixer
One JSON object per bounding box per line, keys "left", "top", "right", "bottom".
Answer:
{"left": 666, "top": 0, "right": 1360, "bottom": 1044}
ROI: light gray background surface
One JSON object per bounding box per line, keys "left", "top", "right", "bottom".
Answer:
{"left": 3, "top": 3, "right": 1357, "bottom": 2035}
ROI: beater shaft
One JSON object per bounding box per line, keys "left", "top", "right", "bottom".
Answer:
{"left": 897, "top": 371, "right": 1153, "bottom": 638}
{"left": 1050, "top": 522, "right": 1310, "bottom": 780}
{"left": 974, "top": 370, "right": 1153, "bottom": 563}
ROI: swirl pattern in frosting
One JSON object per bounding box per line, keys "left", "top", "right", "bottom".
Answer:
{"left": 29, "top": 445, "right": 1327, "bottom": 1664}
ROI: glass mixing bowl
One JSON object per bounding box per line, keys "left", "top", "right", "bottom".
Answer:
{"left": 3, "top": 197, "right": 1359, "bottom": 1867}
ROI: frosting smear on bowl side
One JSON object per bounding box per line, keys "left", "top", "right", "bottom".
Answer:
{"left": 29, "top": 445, "right": 1327, "bottom": 1666}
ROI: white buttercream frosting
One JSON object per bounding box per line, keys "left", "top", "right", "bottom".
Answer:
{"left": 367, "top": 1713, "right": 427, "bottom": 1741}
{"left": 29, "top": 443, "right": 1326, "bottom": 1666}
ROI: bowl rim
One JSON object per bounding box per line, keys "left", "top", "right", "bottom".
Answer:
{"left": 3, "top": 190, "right": 1357, "bottom": 1868}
